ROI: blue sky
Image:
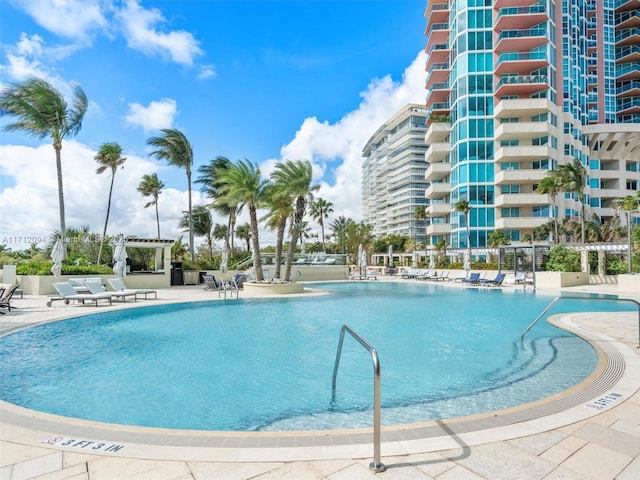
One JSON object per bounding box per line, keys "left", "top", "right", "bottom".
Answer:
{"left": 1, "top": 0, "right": 427, "bottom": 251}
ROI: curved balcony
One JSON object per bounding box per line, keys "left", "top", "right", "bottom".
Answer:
{"left": 494, "top": 169, "right": 548, "bottom": 185}
{"left": 495, "top": 4, "right": 548, "bottom": 31}
{"left": 425, "top": 143, "right": 451, "bottom": 164}
{"left": 426, "top": 223, "right": 452, "bottom": 236}
{"left": 495, "top": 145, "right": 554, "bottom": 162}
{"left": 426, "top": 203, "right": 451, "bottom": 217}
{"left": 425, "top": 122, "right": 451, "bottom": 144}
{"left": 425, "top": 161, "right": 451, "bottom": 181}
{"left": 494, "top": 98, "right": 556, "bottom": 118}
{"left": 494, "top": 121, "right": 553, "bottom": 141}
{"left": 495, "top": 51, "right": 550, "bottom": 75}
{"left": 495, "top": 193, "right": 550, "bottom": 207}
{"left": 495, "top": 74, "right": 549, "bottom": 97}
{"left": 495, "top": 217, "right": 550, "bottom": 230}
{"left": 425, "top": 182, "right": 451, "bottom": 200}
{"left": 495, "top": 27, "right": 549, "bottom": 53}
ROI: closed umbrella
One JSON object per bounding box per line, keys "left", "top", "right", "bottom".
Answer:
{"left": 412, "top": 251, "right": 419, "bottom": 269}
{"left": 50, "top": 239, "right": 64, "bottom": 278}
{"left": 220, "top": 243, "right": 228, "bottom": 279}
{"left": 388, "top": 244, "right": 393, "bottom": 266}
{"left": 358, "top": 244, "right": 367, "bottom": 274}
{"left": 428, "top": 252, "right": 435, "bottom": 274}
{"left": 112, "top": 236, "right": 128, "bottom": 279}
{"left": 463, "top": 250, "right": 471, "bottom": 275}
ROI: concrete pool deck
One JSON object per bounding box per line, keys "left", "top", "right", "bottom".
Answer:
{"left": 1, "top": 279, "right": 639, "bottom": 479}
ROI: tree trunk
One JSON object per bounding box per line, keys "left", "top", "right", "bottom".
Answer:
{"left": 55, "top": 146, "right": 67, "bottom": 258}
{"left": 154, "top": 198, "right": 160, "bottom": 238}
{"left": 249, "top": 207, "right": 264, "bottom": 281}
{"left": 284, "top": 197, "right": 305, "bottom": 281}
{"left": 187, "top": 172, "right": 194, "bottom": 261}
{"left": 273, "top": 215, "right": 287, "bottom": 279}
{"left": 97, "top": 169, "right": 116, "bottom": 265}
{"left": 320, "top": 220, "right": 326, "bottom": 253}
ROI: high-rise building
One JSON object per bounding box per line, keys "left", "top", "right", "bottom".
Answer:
{"left": 422, "top": 0, "right": 640, "bottom": 249}
{"left": 362, "top": 104, "right": 429, "bottom": 243}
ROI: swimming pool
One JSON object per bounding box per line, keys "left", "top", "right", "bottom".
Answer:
{"left": 0, "top": 282, "right": 629, "bottom": 432}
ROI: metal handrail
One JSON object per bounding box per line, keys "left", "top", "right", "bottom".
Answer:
{"left": 331, "top": 325, "right": 386, "bottom": 473}
{"left": 521, "top": 296, "right": 640, "bottom": 348}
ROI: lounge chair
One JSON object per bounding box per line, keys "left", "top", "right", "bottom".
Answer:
{"left": 479, "top": 272, "right": 506, "bottom": 287}
{"left": 431, "top": 271, "right": 450, "bottom": 281}
{"left": 417, "top": 269, "right": 437, "bottom": 280}
{"left": 0, "top": 284, "right": 19, "bottom": 314}
{"left": 231, "top": 273, "right": 247, "bottom": 289}
{"left": 108, "top": 278, "right": 158, "bottom": 300}
{"left": 84, "top": 280, "right": 137, "bottom": 302}
{"left": 366, "top": 270, "right": 378, "bottom": 280}
{"left": 505, "top": 272, "right": 526, "bottom": 285}
{"left": 461, "top": 272, "right": 481, "bottom": 285}
{"left": 48, "top": 282, "right": 113, "bottom": 307}
{"left": 203, "top": 274, "right": 221, "bottom": 291}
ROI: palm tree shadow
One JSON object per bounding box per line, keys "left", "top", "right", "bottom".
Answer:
{"left": 384, "top": 420, "right": 471, "bottom": 471}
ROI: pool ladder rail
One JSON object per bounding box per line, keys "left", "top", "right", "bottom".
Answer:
{"left": 331, "top": 325, "right": 386, "bottom": 473}
{"left": 521, "top": 295, "right": 640, "bottom": 348}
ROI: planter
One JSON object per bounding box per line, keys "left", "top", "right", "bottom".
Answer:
{"left": 17, "top": 275, "right": 117, "bottom": 295}
{"left": 244, "top": 282, "right": 305, "bottom": 296}
{"left": 535, "top": 271, "right": 589, "bottom": 289}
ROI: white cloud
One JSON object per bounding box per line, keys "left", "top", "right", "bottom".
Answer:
{"left": 197, "top": 64, "right": 217, "bottom": 81}
{"left": 125, "top": 98, "right": 178, "bottom": 132}
{"left": 0, "top": 141, "right": 214, "bottom": 251}
{"left": 116, "top": 0, "right": 203, "bottom": 67}
{"left": 274, "top": 50, "right": 428, "bottom": 222}
{"left": 9, "top": 0, "right": 107, "bottom": 42}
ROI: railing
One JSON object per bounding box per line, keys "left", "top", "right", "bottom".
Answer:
{"left": 331, "top": 325, "right": 385, "bottom": 473}
{"left": 521, "top": 296, "right": 640, "bottom": 348}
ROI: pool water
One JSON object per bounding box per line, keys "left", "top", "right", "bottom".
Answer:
{"left": 0, "top": 282, "right": 629, "bottom": 431}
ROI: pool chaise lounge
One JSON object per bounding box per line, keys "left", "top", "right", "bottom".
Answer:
{"left": 461, "top": 272, "right": 481, "bottom": 285}
{"left": 108, "top": 278, "right": 158, "bottom": 300}
{"left": 479, "top": 272, "right": 506, "bottom": 287}
{"left": 84, "top": 279, "right": 138, "bottom": 302}
{"left": 48, "top": 282, "right": 113, "bottom": 307}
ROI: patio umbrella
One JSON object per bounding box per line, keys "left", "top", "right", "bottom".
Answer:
{"left": 112, "top": 236, "right": 128, "bottom": 279}
{"left": 50, "top": 239, "right": 63, "bottom": 278}
{"left": 388, "top": 244, "right": 393, "bottom": 265}
{"left": 301, "top": 236, "right": 306, "bottom": 255}
{"left": 463, "top": 250, "right": 471, "bottom": 275}
{"left": 428, "top": 252, "right": 435, "bottom": 273}
{"left": 412, "top": 251, "right": 419, "bottom": 269}
{"left": 358, "top": 244, "right": 367, "bottom": 274}
{"left": 220, "top": 243, "right": 228, "bottom": 279}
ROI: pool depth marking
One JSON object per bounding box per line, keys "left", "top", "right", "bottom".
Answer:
{"left": 585, "top": 391, "right": 623, "bottom": 410}
{"left": 42, "top": 436, "right": 126, "bottom": 453}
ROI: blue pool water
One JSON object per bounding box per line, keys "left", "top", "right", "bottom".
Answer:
{"left": 0, "top": 282, "right": 630, "bottom": 431}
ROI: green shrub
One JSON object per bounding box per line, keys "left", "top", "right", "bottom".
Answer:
{"left": 16, "top": 261, "right": 112, "bottom": 276}
{"left": 545, "top": 245, "right": 581, "bottom": 272}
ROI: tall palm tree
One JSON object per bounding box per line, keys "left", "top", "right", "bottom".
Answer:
{"left": 270, "top": 159, "right": 319, "bottom": 282}
{"left": 212, "top": 223, "right": 228, "bottom": 248}
{"left": 330, "top": 216, "right": 353, "bottom": 255}
{"left": 0, "top": 77, "right": 88, "bottom": 257}
{"left": 235, "top": 223, "right": 251, "bottom": 252}
{"left": 137, "top": 173, "right": 165, "bottom": 238}
{"left": 147, "top": 129, "right": 195, "bottom": 259}
{"left": 179, "top": 205, "right": 213, "bottom": 259}
{"left": 309, "top": 198, "right": 333, "bottom": 253}
{"left": 262, "top": 183, "right": 293, "bottom": 279}
{"left": 196, "top": 156, "right": 240, "bottom": 251}
{"left": 414, "top": 205, "right": 429, "bottom": 249}
{"left": 215, "top": 159, "right": 268, "bottom": 281}
{"left": 455, "top": 199, "right": 472, "bottom": 262}
{"left": 536, "top": 176, "right": 561, "bottom": 243}
{"left": 550, "top": 158, "right": 587, "bottom": 243}
{"left": 95, "top": 142, "right": 126, "bottom": 264}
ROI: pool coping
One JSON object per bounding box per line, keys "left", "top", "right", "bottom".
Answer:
{"left": 1, "top": 310, "right": 639, "bottom": 463}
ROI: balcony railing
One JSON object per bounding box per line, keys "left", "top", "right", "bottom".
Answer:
{"left": 497, "top": 4, "right": 546, "bottom": 18}
{"left": 616, "top": 28, "right": 640, "bottom": 43}
{"left": 497, "top": 27, "right": 547, "bottom": 42}
{"left": 496, "top": 74, "right": 548, "bottom": 89}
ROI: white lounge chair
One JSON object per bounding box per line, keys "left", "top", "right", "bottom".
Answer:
{"left": 505, "top": 272, "right": 526, "bottom": 285}
{"left": 85, "top": 280, "right": 137, "bottom": 302}
{"left": 48, "top": 282, "right": 113, "bottom": 307}
{"left": 108, "top": 278, "right": 157, "bottom": 300}
{"left": 366, "top": 270, "right": 378, "bottom": 280}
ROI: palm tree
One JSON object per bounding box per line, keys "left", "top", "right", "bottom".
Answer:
{"left": 147, "top": 129, "right": 195, "bottom": 259}
{"left": 0, "top": 77, "right": 88, "bottom": 257}
{"left": 455, "top": 199, "right": 472, "bottom": 262}
{"left": 536, "top": 176, "right": 561, "bottom": 243}
{"left": 95, "top": 142, "right": 126, "bottom": 264}
{"left": 215, "top": 159, "right": 268, "bottom": 281}
{"left": 137, "top": 173, "right": 165, "bottom": 238}
{"left": 330, "top": 216, "right": 353, "bottom": 255}
{"left": 414, "top": 205, "right": 429, "bottom": 249}
{"left": 549, "top": 158, "right": 587, "bottom": 242}
{"left": 309, "top": 198, "right": 334, "bottom": 253}
{"left": 262, "top": 183, "right": 293, "bottom": 279}
{"left": 212, "top": 223, "right": 228, "bottom": 248}
{"left": 270, "top": 159, "right": 319, "bottom": 282}
{"left": 613, "top": 193, "right": 640, "bottom": 274}
{"left": 235, "top": 223, "right": 251, "bottom": 252}
{"left": 179, "top": 205, "right": 213, "bottom": 259}
{"left": 196, "top": 156, "right": 241, "bottom": 251}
